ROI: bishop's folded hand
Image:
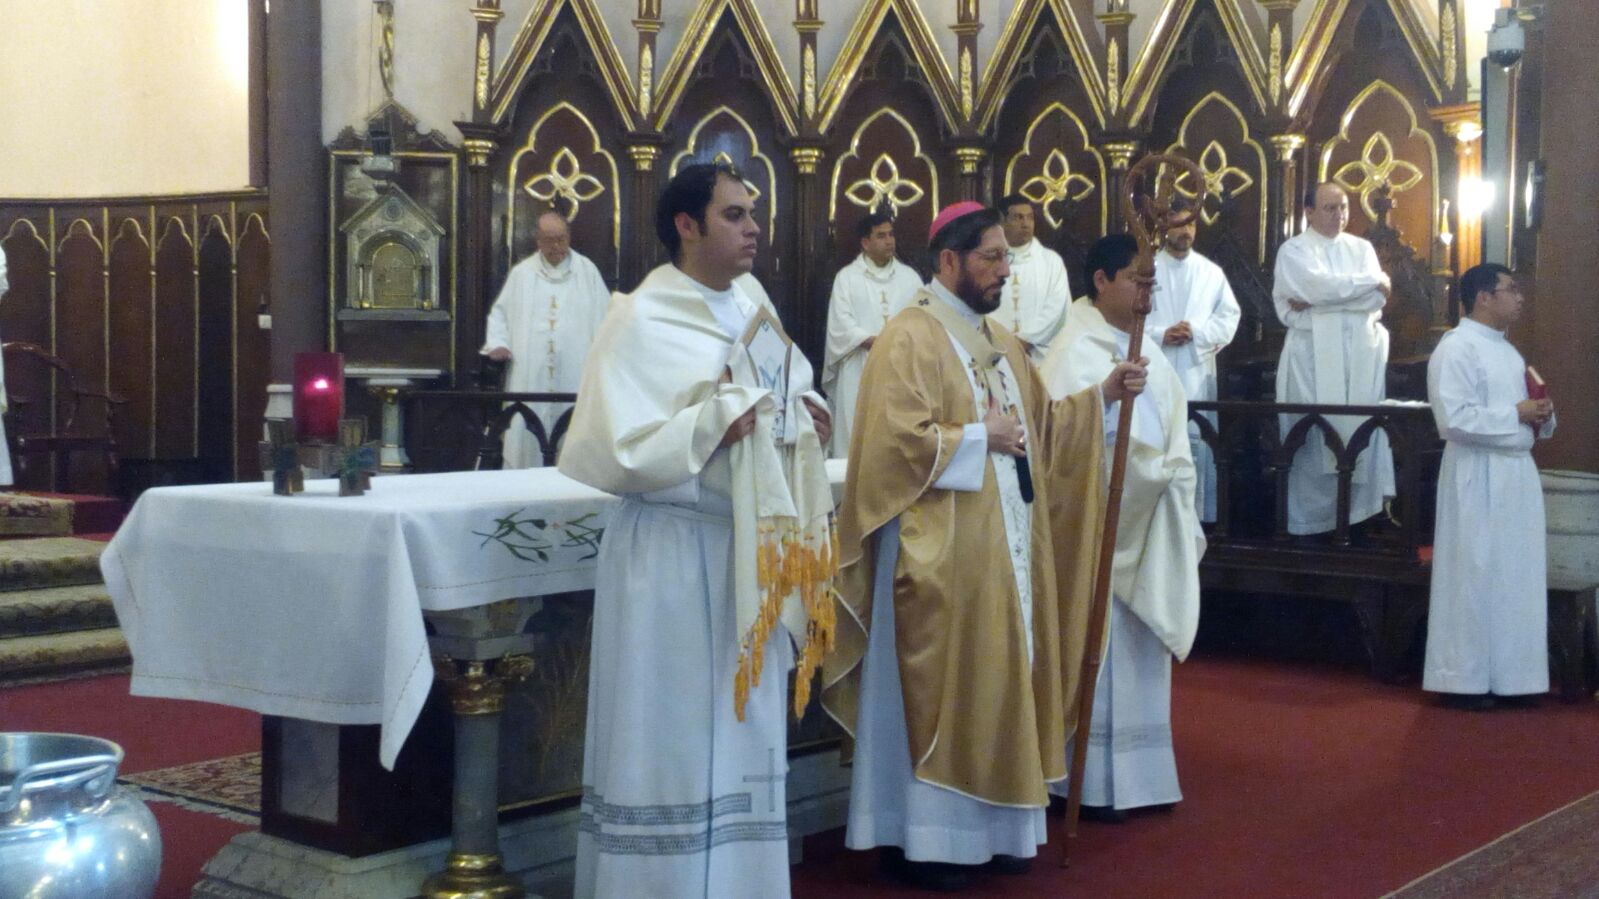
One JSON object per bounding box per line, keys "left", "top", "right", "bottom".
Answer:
{"left": 485, "top": 346, "right": 512, "bottom": 362}
{"left": 1101, "top": 358, "right": 1149, "bottom": 405}
{"left": 983, "top": 397, "right": 1026, "bottom": 457}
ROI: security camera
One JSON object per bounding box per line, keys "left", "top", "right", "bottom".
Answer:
{"left": 1487, "top": 8, "right": 1525, "bottom": 69}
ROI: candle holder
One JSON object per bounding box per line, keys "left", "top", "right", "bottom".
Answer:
{"left": 258, "top": 417, "right": 381, "bottom": 497}
{"left": 294, "top": 352, "right": 345, "bottom": 443}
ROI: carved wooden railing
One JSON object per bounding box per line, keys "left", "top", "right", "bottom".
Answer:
{"left": 1192, "top": 399, "right": 1443, "bottom": 551}
{"left": 1191, "top": 399, "right": 1445, "bottom": 678}
{"left": 402, "top": 390, "right": 576, "bottom": 473}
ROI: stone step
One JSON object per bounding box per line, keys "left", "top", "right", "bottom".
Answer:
{"left": 0, "top": 584, "right": 118, "bottom": 639}
{"left": 0, "top": 537, "right": 106, "bottom": 592}
{"left": 0, "top": 627, "right": 129, "bottom": 682}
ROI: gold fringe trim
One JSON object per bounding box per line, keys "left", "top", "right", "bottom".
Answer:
{"left": 733, "top": 515, "right": 840, "bottom": 722}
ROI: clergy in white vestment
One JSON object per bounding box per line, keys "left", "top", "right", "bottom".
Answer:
{"left": 1147, "top": 198, "right": 1240, "bottom": 522}
{"left": 557, "top": 163, "right": 836, "bottom": 899}
{"left": 0, "top": 247, "right": 11, "bottom": 486}
{"left": 822, "top": 212, "right": 922, "bottom": 457}
{"left": 1424, "top": 263, "right": 1554, "bottom": 709}
{"left": 1040, "top": 235, "right": 1205, "bottom": 817}
{"left": 825, "top": 202, "right": 1148, "bottom": 891}
{"left": 988, "top": 194, "right": 1072, "bottom": 362}
{"left": 481, "top": 210, "right": 610, "bottom": 468}
{"left": 1272, "top": 183, "right": 1396, "bottom": 534}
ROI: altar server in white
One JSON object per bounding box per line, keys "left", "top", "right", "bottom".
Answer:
{"left": 481, "top": 209, "right": 611, "bottom": 467}
{"left": 559, "top": 163, "right": 835, "bottom": 899}
{"left": 822, "top": 212, "right": 922, "bottom": 456}
{"left": 1042, "top": 234, "right": 1204, "bottom": 817}
{"left": 990, "top": 194, "right": 1072, "bottom": 361}
{"left": 1424, "top": 263, "right": 1554, "bottom": 709}
{"left": 1148, "top": 197, "right": 1240, "bottom": 521}
{"left": 1272, "top": 183, "right": 1395, "bottom": 534}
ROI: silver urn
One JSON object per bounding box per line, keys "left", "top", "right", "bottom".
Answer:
{"left": 0, "top": 733, "right": 161, "bottom": 899}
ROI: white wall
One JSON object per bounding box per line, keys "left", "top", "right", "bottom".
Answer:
{"left": 0, "top": 0, "right": 252, "bottom": 197}
{"left": 321, "top": 0, "right": 475, "bottom": 145}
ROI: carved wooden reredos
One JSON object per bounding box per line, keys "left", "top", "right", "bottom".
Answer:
{"left": 398, "top": 0, "right": 1469, "bottom": 384}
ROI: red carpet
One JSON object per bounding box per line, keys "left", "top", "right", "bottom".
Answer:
{"left": 4, "top": 658, "right": 1599, "bottom": 898}
{"left": 792, "top": 656, "right": 1599, "bottom": 899}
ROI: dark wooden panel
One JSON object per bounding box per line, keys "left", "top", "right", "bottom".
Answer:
{"left": 1, "top": 221, "right": 56, "bottom": 490}
{"left": 504, "top": 103, "right": 622, "bottom": 287}
{"left": 153, "top": 217, "right": 198, "bottom": 460}
{"left": 825, "top": 20, "right": 950, "bottom": 285}
{"left": 53, "top": 220, "right": 110, "bottom": 492}
{"left": 197, "top": 220, "right": 234, "bottom": 481}
{"left": 1, "top": 221, "right": 52, "bottom": 350}
{"left": 1307, "top": 1, "right": 1446, "bottom": 256}
{"left": 108, "top": 217, "right": 154, "bottom": 460}
{"left": 235, "top": 213, "right": 272, "bottom": 480}
{"left": 991, "top": 18, "right": 1108, "bottom": 299}
{"left": 494, "top": 5, "right": 631, "bottom": 291}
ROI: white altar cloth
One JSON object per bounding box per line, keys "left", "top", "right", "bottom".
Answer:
{"left": 103, "top": 464, "right": 848, "bottom": 769}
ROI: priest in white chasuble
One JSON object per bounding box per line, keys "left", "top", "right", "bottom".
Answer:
{"left": 1041, "top": 235, "right": 1205, "bottom": 818}
{"left": 822, "top": 212, "right": 922, "bottom": 457}
{"left": 557, "top": 162, "right": 835, "bottom": 899}
{"left": 989, "top": 194, "right": 1072, "bottom": 362}
{"left": 1147, "top": 198, "right": 1240, "bottom": 522}
{"left": 824, "top": 202, "right": 1147, "bottom": 891}
{"left": 1273, "top": 182, "right": 1396, "bottom": 534}
{"left": 1424, "top": 264, "right": 1554, "bottom": 709}
{"left": 481, "top": 209, "right": 611, "bottom": 468}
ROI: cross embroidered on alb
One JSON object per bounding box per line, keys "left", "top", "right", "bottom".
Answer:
{"left": 742, "top": 748, "right": 784, "bottom": 814}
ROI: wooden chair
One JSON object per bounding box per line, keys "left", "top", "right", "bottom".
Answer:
{"left": 1, "top": 341, "right": 126, "bottom": 493}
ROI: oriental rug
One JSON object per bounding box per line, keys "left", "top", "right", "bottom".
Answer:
{"left": 119, "top": 752, "right": 262, "bottom": 825}
{"left": 1386, "top": 788, "right": 1599, "bottom": 898}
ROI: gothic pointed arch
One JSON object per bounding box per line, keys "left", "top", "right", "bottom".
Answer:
{"left": 976, "top": 0, "right": 1107, "bottom": 131}
{"left": 492, "top": 0, "right": 638, "bottom": 130}
{"left": 816, "top": 0, "right": 961, "bottom": 136}
{"left": 651, "top": 0, "right": 799, "bottom": 137}
{"left": 1123, "top": 0, "right": 1271, "bottom": 128}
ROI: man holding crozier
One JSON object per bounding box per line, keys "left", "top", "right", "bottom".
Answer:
{"left": 1041, "top": 234, "right": 1205, "bottom": 819}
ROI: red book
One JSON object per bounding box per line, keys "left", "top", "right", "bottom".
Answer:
{"left": 1526, "top": 366, "right": 1548, "bottom": 401}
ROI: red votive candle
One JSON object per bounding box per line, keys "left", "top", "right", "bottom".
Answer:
{"left": 294, "top": 352, "right": 344, "bottom": 442}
